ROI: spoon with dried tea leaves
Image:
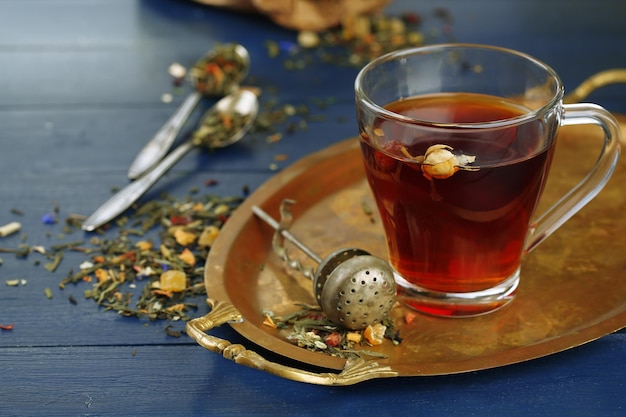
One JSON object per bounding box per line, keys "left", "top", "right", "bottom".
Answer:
{"left": 82, "top": 89, "right": 258, "bottom": 232}
{"left": 127, "top": 43, "right": 250, "bottom": 179}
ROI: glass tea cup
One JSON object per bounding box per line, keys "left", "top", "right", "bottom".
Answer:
{"left": 354, "top": 44, "right": 621, "bottom": 317}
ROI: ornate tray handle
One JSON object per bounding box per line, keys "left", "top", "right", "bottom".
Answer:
{"left": 186, "top": 298, "right": 399, "bottom": 385}
{"left": 563, "top": 69, "right": 626, "bottom": 103}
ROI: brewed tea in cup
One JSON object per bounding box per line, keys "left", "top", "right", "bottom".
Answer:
{"left": 355, "top": 44, "right": 621, "bottom": 317}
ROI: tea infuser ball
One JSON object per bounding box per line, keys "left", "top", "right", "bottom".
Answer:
{"left": 252, "top": 205, "right": 397, "bottom": 330}
{"left": 313, "top": 248, "right": 396, "bottom": 330}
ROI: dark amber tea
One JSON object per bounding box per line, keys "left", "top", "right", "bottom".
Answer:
{"left": 360, "top": 93, "right": 555, "bottom": 315}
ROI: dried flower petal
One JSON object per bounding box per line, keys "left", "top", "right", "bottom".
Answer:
{"left": 135, "top": 240, "right": 153, "bottom": 251}
{"left": 0, "top": 221, "right": 21, "bottom": 237}
{"left": 178, "top": 248, "right": 196, "bottom": 266}
{"left": 79, "top": 261, "right": 94, "bottom": 270}
{"left": 152, "top": 289, "right": 174, "bottom": 298}
{"left": 172, "top": 228, "right": 198, "bottom": 246}
{"left": 297, "top": 30, "right": 320, "bottom": 48}
{"left": 168, "top": 62, "right": 187, "bottom": 79}
{"left": 324, "top": 331, "right": 342, "bottom": 347}
{"left": 41, "top": 213, "right": 57, "bottom": 225}
{"left": 159, "top": 270, "right": 187, "bottom": 293}
{"left": 198, "top": 225, "right": 220, "bottom": 247}
{"left": 165, "top": 303, "right": 187, "bottom": 313}
{"left": 364, "top": 323, "right": 387, "bottom": 346}
{"left": 262, "top": 314, "right": 277, "bottom": 328}
{"left": 95, "top": 268, "right": 110, "bottom": 283}
{"left": 404, "top": 311, "right": 417, "bottom": 324}
{"left": 160, "top": 244, "right": 172, "bottom": 258}
{"left": 346, "top": 332, "right": 362, "bottom": 343}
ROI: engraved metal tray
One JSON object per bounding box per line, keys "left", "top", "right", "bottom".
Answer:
{"left": 187, "top": 114, "right": 626, "bottom": 385}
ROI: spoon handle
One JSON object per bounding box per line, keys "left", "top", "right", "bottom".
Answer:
{"left": 127, "top": 91, "right": 202, "bottom": 179}
{"left": 82, "top": 140, "right": 195, "bottom": 231}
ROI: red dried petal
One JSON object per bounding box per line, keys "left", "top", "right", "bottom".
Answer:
{"left": 324, "top": 332, "right": 342, "bottom": 347}
{"left": 170, "top": 215, "right": 193, "bottom": 226}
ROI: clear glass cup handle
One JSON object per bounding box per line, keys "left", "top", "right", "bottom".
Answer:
{"left": 525, "top": 103, "right": 621, "bottom": 253}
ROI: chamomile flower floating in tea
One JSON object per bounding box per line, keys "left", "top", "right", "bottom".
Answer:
{"left": 401, "top": 144, "right": 478, "bottom": 180}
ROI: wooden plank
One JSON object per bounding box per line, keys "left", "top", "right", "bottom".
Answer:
{"left": 0, "top": 339, "right": 625, "bottom": 416}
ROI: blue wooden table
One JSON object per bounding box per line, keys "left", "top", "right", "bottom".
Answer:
{"left": 1, "top": 1, "right": 625, "bottom": 415}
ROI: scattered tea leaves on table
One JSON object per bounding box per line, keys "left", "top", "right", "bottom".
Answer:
{"left": 57, "top": 193, "right": 244, "bottom": 322}
{"left": 0, "top": 323, "right": 14, "bottom": 331}
{"left": 41, "top": 213, "right": 57, "bottom": 225}
{"left": 168, "top": 62, "right": 187, "bottom": 85}
{"left": 44, "top": 251, "right": 63, "bottom": 272}
{"left": 268, "top": 9, "right": 456, "bottom": 69}
{"left": 0, "top": 221, "right": 21, "bottom": 237}
{"left": 164, "top": 324, "right": 183, "bottom": 338}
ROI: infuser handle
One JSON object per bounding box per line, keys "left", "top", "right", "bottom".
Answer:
{"left": 252, "top": 204, "right": 323, "bottom": 263}
{"left": 524, "top": 104, "right": 621, "bottom": 253}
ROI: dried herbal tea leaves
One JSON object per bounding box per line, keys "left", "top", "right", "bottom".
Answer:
{"left": 58, "top": 193, "right": 243, "bottom": 321}
{"left": 190, "top": 43, "right": 248, "bottom": 96}
{"left": 191, "top": 109, "right": 253, "bottom": 148}
{"left": 263, "top": 304, "right": 402, "bottom": 360}
{"left": 266, "top": 9, "right": 456, "bottom": 69}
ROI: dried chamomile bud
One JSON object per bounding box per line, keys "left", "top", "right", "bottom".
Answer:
{"left": 421, "top": 144, "right": 460, "bottom": 180}
{"left": 403, "top": 144, "right": 477, "bottom": 180}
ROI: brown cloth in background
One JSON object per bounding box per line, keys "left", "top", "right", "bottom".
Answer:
{"left": 193, "top": 0, "right": 391, "bottom": 31}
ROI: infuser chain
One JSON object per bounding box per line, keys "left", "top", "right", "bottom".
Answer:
{"left": 255, "top": 200, "right": 316, "bottom": 280}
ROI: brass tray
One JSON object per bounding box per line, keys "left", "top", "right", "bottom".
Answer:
{"left": 188, "top": 114, "right": 626, "bottom": 385}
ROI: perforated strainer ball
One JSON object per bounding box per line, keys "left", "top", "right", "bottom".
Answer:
{"left": 313, "top": 248, "right": 396, "bottom": 330}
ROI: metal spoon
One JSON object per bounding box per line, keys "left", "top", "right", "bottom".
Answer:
{"left": 127, "top": 43, "right": 250, "bottom": 179}
{"left": 82, "top": 89, "right": 258, "bottom": 232}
